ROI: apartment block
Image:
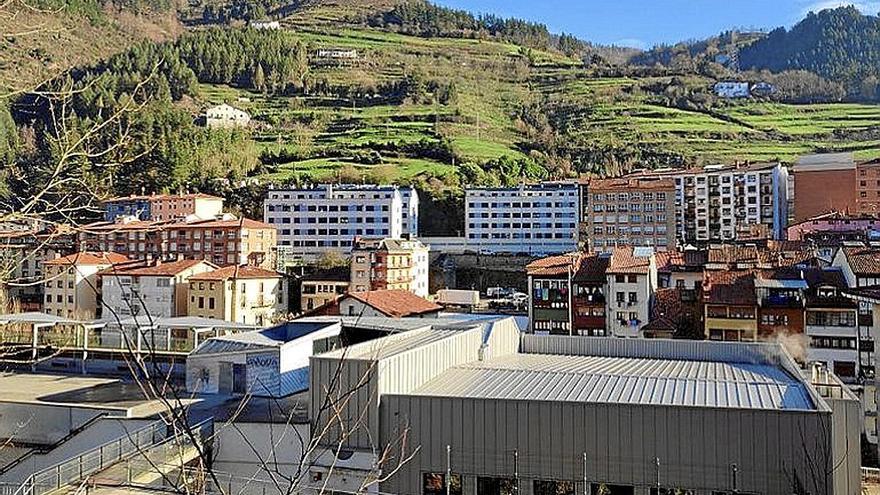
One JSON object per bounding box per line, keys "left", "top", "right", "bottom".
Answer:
{"left": 187, "top": 265, "right": 285, "bottom": 326}
{"left": 78, "top": 216, "right": 276, "bottom": 269}
{"left": 263, "top": 184, "right": 418, "bottom": 258}
{"left": 634, "top": 162, "right": 789, "bottom": 243}
{"left": 350, "top": 237, "right": 429, "bottom": 297}
{"left": 42, "top": 252, "right": 129, "bottom": 319}
{"left": 582, "top": 177, "right": 676, "bottom": 252}
{"left": 100, "top": 259, "right": 218, "bottom": 318}
{"left": 103, "top": 193, "right": 224, "bottom": 222}
{"left": 465, "top": 183, "right": 579, "bottom": 255}
{"left": 857, "top": 159, "right": 880, "bottom": 215}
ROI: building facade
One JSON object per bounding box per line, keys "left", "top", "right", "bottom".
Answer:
{"left": 205, "top": 104, "right": 251, "bottom": 128}
{"left": 582, "top": 177, "right": 676, "bottom": 252}
{"left": 299, "top": 266, "right": 350, "bottom": 313}
{"left": 103, "top": 194, "right": 224, "bottom": 222}
{"left": 264, "top": 184, "right": 419, "bottom": 258}
{"left": 100, "top": 259, "right": 217, "bottom": 319}
{"left": 857, "top": 159, "right": 880, "bottom": 216}
{"left": 633, "top": 162, "right": 789, "bottom": 243}
{"left": 187, "top": 265, "right": 286, "bottom": 326}
{"left": 350, "top": 237, "right": 429, "bottom": 297}
{"left": 526, "top": 253, "right": 609, "bottom": 336}
{"left": 79, "top": 216, "right": 276, "bottom": 269}
{"left": 465, "top": 183, "right": 579, "bottom": 255}
{"left": 42, "top": 252, "right": 129, "bottom": 319}
{"left": 605, "top": 247, "right": 657, "bottom": 338}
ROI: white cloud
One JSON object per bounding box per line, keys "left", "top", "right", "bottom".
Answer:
{"left": 611, "top": 38, "right": 648, "bottom": 50}
{"left": 799, "top": 0, "right": 880, "bottom": 17}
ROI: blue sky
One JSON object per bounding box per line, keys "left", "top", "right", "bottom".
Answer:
{"left": 432, "top": 1, "right": 880, "bottom": 48}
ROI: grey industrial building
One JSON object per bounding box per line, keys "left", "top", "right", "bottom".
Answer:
{"left": 309, "top": 320, "right": 861, "bottom": 495}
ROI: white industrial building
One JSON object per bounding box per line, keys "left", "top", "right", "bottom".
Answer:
{"left": 264, "top": 184, "right": 419, "bottom": 259}
{"left": 465, "top": 182, "right": 580, "bottom": 255}
{"left": 205, "top": 104, "right": 251, "bottom": 128}
{"left": 186, "top": 319, "right": 341, "bottom": 397}
{"left": 310, "top": 328, "right": 861, "bottom": 495}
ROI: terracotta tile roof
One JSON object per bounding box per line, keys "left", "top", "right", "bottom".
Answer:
{"left": 842, "top": 247, "right": 880, "bottom": 276}
{"left": 99, "top": 259, "right": 216, "bottom": 277}
{"left": 104, "top": 193, "right": 221, "bottom": 203}
{"left": 707, "top": 245, "right": 760, "bottom": 264}
{"left": 344, "top": 290, "right": 442, "bottom": 318}
{"left": 573, "top": 254, "right": 610, "bottom": 283}
{"left": 80, "top": 220, "right": 170, "bottom": 232}
{"left": 526, "top": 253, "right": 579, "bottom": 277}
{"left": 179, "top": 218, "right": 273, "bottom": 230}
{"left": 703, "top": 270, "right": 757, "bottom": 306}
{"left": 43, "top": 252, "right": 129, "bottom": 266}
{"left": 587, "top": 177, "right": 675, "bottom": 191}
{"left": 189, "top": 265, "right": 281, "bottom": 281}
{"left": 642, "top": 288, "right": 683, "bottom": 333}
{"left": 608, "top": 246, "right": 653, "bottom": 274}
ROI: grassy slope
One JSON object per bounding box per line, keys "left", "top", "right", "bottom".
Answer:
{"left": 0, "top": 2, "right": 181, "bottom": 92}
{"left": 193, "top": 1, "right": 880, "bottom": 185}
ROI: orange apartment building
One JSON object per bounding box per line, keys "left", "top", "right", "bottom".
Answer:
{"left": 78, "top": 216, "right": 276, "bottom": 269}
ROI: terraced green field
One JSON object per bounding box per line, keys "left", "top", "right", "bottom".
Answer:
{"left": 195, "top": 10, "right": 880, "bottom": 184}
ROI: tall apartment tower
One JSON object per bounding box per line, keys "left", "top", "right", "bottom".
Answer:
{"left": 263, "top": 184, "right": 419, "bottom": 259}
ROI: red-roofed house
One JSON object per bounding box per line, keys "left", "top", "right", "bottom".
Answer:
{"left": 187, "top": 265, "right": 286, "bottom": 325}
{"left": 703, "top": 270, "right": 758, "bottom": 342}
{"left": 42, "top": 252, "right": 130, "bottom": 319}
{"left": 338, "top": 290, "right": 442, "bottom": 319}
{"left": 526, "top": 253, "right": 610, "bottom": 336}
{"left": 100, "top": 259, "right": 218, "bottom": 318}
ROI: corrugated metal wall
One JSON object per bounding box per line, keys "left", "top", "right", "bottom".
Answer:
{"left": 309, "top": 317, "right": 522, "bottom": 451}
{"left": 380, "top": 395, "right": 848, "bottom": 495}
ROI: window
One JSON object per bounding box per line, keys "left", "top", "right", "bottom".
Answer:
{"left": 424, "top": 473, "right": 462, "bottom": 495}
{"left": 477, "top": 477, "right": 517, "bottom": 495}
{"left": 157, "top": 278, "right": 170, "bottom": 288}
{"left": 534, "top": 481, "right": 575, "bottom": 495}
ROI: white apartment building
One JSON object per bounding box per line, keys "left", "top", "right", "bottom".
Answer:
{"left": 264, "top": 184, "right": 419, "bottom": 259}
{"left": 100, "top": 259, "right": 217, "bottom": 319}
{"left": 634, "top": 162, "right": 789, "bottom": 243}
{"left": 465, "top": 183, "right": 580, "bottom": 255}
{"left": 42, "top": 252, "right": 129, "bottom": 319}
{"left": 605, "top": 246, "right": 658, "bottom": 338}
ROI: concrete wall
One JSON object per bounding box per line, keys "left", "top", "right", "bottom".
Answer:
{"left": 211, "top": 422, "right": 309, "bottom": 494}
{"left": 0, "top": 417, "right": 154, "bottom": 483}
{"left": 0, "top": 402, "right": 120, "bottom": 445}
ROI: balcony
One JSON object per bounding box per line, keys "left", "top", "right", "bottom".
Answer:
{"left": 760, "top": 294, "right": 804, "bottom": 308}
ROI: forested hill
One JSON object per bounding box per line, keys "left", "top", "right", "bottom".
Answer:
{"left": 738, "top": 7, "right": 880, "bottom": 94}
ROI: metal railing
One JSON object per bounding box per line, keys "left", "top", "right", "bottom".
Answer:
{"left": 11, "top": 419, "right": 170, "bottom": 495}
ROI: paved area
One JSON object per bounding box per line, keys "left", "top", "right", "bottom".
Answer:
{"left": 0, "top": 372, "right": 201, "bottom": 417}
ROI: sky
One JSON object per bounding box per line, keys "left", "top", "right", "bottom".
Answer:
{"left": 432, "top": 0, "right": 880, "bottom": 49}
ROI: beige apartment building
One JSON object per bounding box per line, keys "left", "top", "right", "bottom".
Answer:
{"left": 187, "top": 265, "right": 286, "bottom": 325}
{"left": 42, "top": 252, "right": 130, "bottom": 319}
{"left": 300, "top": 266, "right": 350, "bottom": 313}
{"left": 583, "top": 177, "right": 676, "bottom": 252}
{"left": 350, "top": 237, "right": 429, "bottom": 297}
